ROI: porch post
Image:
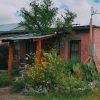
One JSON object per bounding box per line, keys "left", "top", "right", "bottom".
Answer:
{"left": 36, "top": 39, "right": 42, "bottom": 66}
{"left": 8, "top": 41, "right": 13, "bottom": 77}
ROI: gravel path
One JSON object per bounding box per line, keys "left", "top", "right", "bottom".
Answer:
{"left": 0, "top": 88, "right": 34, "bottom": 100}
{"left": 0, "top": 95, "right": 33, "bottom": 100}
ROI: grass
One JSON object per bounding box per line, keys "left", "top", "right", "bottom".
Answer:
{"left": 0, "top": 71, "right": 11, "bottom": 87}
{"left": 33, "top": 89, "right": 100, "bottom": 100}
{"left": 0, "top": 71, "right": 99, "bottom": 100}
{"left": 1, "top": 71, "right": 100, "bottom": 100}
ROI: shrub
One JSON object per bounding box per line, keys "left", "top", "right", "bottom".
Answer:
{"left": 25, "top": 63, "right": 58, "bottom": 91}
{"left": 23, "top": 51, "right": 90, "bottom": 93}
{"left": 0, "top": 73, "right": 11, "bottom": 87}
{"left": 58, "top": 76, "right": 89, "bottom": 92}
{"left": 12, "top": 50, "right": 99, "bottom": 94}
{"left": 81, "top": 62, "right": 100, "bottom": 82}
{"left": 12, "top": 78, "right": 25, "bottom": 92}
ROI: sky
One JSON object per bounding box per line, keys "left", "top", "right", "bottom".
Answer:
{"left": 0, "top": 0, "right": 100, "bottom": 26}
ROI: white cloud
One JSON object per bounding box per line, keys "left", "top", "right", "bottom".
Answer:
{"left": 70, "top": 0, "right": 91, "bottom": 25}
{"left": 0, "top": 0, "right": 100, "bottom": 25}
{"left": 0, "top": 0, "right": 29, "bottom": 24}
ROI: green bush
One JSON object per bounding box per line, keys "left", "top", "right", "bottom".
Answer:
{"left": 23, "top": 52, "right": 90, "bottom": 93}
{"left": 0, "top": 73, "right": 11, "bottom": 87}
{"left": 12, "top": 79, "right": 25, "bottom": 92}
{"left": 81, "top": 62, "right": 100, "bottom": 82}
{"left": 11, "top": 50, "right": 99, "bottom": 93}
{"left": 58, "top": 76, "right": 89, "bottom": 92}
{"left": 25, "top": 64, "right": 58, "bottom": 91}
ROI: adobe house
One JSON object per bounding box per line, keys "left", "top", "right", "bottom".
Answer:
{"left": 0, "top": 24, "right": 100, "bottom": 76}
{"left": 60, "top": 25, "right": 100, "bottom": 72}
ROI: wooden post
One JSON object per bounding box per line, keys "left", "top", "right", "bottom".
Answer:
{"left": 8, "top": 41, "right": 13, "bottom": 77}
{"left": 90, "top": 10, "right": 94, "bottom": 59}
{"left": 36, "top": 39, "right": 42, "bottom": 66}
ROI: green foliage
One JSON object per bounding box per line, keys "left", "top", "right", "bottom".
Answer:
{"left": 17, "top": 51, "right": 90, "bottom": 93}
{"left": 32, "top": 89, "right": 100, "bottom": 100}
{"left": 56, "top": 9, "right": 76, "bottom": 33}
{"left": 81, "top": 62, "right": 100, "bottom": 82}
{"left": 26, "top": 66, "right": 57, "bottom": 90}
{"left": 20, "top": 0, "right": 76, "bottom": 34}
{"left": 58, "top": 76, "right": 89, "bottom": 92}
{"left": 12, "top": 63, "right": 20, "bottom": 77}
{"left": 11, "top": 50, "right": 99, "bottom": 94}
{"left": 20, "top": 0, "right": 58, "bottom": 34}
{"left": 0, "top": 73, "right": 10, "bottom": 87}
{"left": 12, "top": 79, "right": 25, "bottom": 92}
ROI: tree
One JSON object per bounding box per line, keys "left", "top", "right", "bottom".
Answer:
{"left": 56, "top": 9, "right": 76, "bottom": 33}
{"left": 20, "top": 0, "right": 76, "bottom": 35}
{"left": 20, "top": 0, "right": 57, "bottom": 34}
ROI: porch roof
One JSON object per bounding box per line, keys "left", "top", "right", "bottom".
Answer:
{"left": 0, "top": 23, "right": 26, "bottom": 34}
{"left": 2, "top": 33, "right": 56, "bottom": 41}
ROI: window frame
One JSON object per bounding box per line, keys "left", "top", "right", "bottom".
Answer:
{"left": 68, "top": 40, "right": 81, "bottom": 62}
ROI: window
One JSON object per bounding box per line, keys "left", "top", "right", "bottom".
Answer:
{"left": 69, "top": 40, "right": 81, "bottom": 61}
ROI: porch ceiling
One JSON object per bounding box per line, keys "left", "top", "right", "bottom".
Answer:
{"left": 2, "top": 33, "right": 56, "bottom": 41}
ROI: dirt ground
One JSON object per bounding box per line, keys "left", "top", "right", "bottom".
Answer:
{"left": 0, "top": 88, "right": 34, "bottom": 100}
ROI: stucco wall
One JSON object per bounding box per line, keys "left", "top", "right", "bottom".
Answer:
{"left": 94, "top": 29, "right": 100, "bottom": 71}
{"left": 60, "top": 32, "right": 90, "bottom": 62}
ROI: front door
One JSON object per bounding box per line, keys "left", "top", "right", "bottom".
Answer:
{"left": 69, "top": 40, "right": 81, "bottom": 62}
{"left": 0, "top": 46, "right": 8, "bottom": 70}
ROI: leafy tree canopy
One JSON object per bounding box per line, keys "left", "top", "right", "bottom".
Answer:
{"left": 20, "top": 0, "right": 76, "bottom": 35}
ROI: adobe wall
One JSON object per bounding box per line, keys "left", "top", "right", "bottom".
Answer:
{"left": 60, "top": 32, "right": 90, "bottom": 62}
{"left": 94, "top": 28, "right": 100, "bottom": 63}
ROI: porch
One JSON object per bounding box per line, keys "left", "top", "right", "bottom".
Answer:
{"left": 2, "top": 33, "right": 59, "bottom": 77}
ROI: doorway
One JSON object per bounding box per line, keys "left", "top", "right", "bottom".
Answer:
{"left": 69, "top": 40, "right": 81, "bottom": 62}
{"left": 0, "top": 46, "right": 8, "bottom": 70}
